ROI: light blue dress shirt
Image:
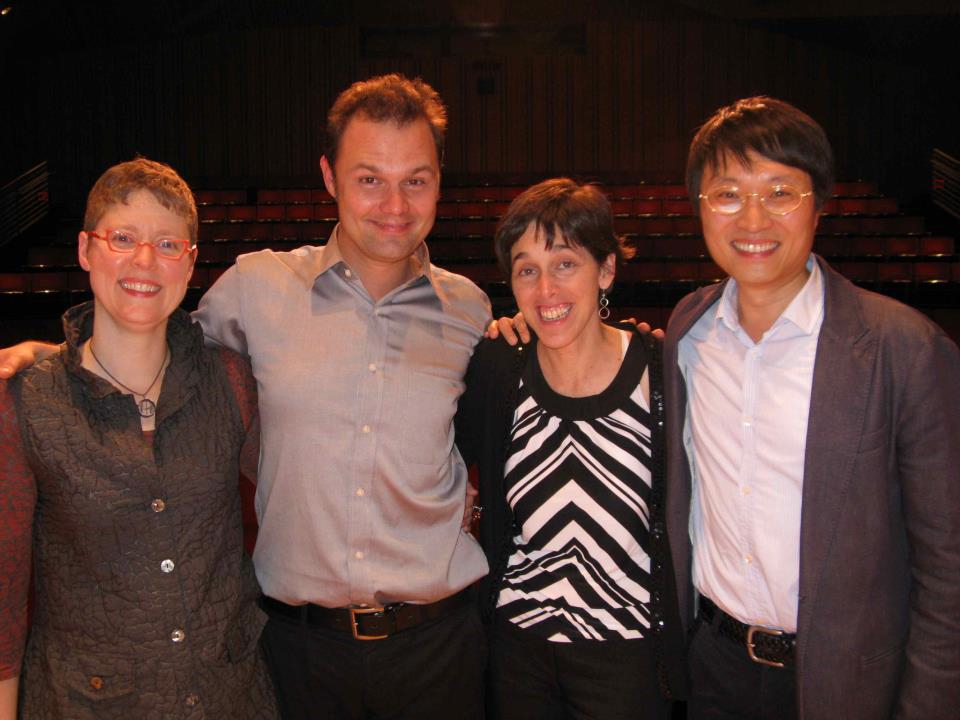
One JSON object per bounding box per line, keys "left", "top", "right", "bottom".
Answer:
{"left": 678, "top": 256, "right": 824, "bottom": 632}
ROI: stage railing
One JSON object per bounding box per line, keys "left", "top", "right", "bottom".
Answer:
{"left": 933, "top": 149, "right": 960, "bottom": 220}
{"left": 0, "top": 161, "right": 50, "bottom": 249}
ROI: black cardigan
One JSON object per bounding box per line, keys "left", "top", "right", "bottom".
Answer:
{"left": 455, "top": 323, "right": 689, "bottom": 700}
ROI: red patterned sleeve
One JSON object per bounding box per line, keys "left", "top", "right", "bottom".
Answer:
{"left": 0, "top": 380, "right": 36, "bottom": 681}
{"left": 216, "top": 348, "right": 261, "bottom": 484}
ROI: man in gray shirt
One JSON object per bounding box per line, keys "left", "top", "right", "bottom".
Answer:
{"left": 203, "top": 73, "right": 490, "bottom": 719}
{"left": 1, "top": 74, "right": 491, "bottom": 719}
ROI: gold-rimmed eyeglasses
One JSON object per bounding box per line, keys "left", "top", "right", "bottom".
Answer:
{"left": 699, "top": 184, "right": 813, "bottom": 216}
{"left": 88, "top": 229, "right": 196, "bottom": 260}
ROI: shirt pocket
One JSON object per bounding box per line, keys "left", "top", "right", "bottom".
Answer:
{"left": 57, "top": 650, "right": 139, "bottom": 707}
{"left": 857, "top": 637, "right": 905, "bottom": 716}
{"left": 400, "top": 371, "right": 462, "bottom": 466}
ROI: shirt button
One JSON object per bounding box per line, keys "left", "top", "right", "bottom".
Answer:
{"left": 743, "top": 418, "right": 752, "bottom": 427}
{"left": 368, "top": 363, "right": 377, "bottom": 372}
{"left": 344, "top": 268, "right": 352, "bottom": 278}
{"left": 171, "top": 628, "right": 186, "bottom": 643}
{"left": 362, "top": 424, "right": 371, "bottom": 434}
{"left": 356, "top": 488, "right": 365, "bottom": 497}
{"left": 151, "top": 498, "right": 166, "bottom": 512}
{"left": 741, "top": 487, "right": 750, "bottom": 496}
{"left": 160, "top": 559, "right": 175, "bottom": 573}
{"left": 355, "top": 551, "right": 364, "bottom": 560}
{"left": 185, "top": 693, "right": 200, "bottom": 707}
{"left": 744, "top": 555, "right": 753, "bottom": 564}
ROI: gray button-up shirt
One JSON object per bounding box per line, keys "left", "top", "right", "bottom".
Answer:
{"left": 194, "top": 228, "right": 491, "bottom": 606}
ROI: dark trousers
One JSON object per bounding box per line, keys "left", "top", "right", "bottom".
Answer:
{"left": 687, "top": 617, "right": 797, "bottom": 720}
{"left": 260, "top": 600, "right": 486, "bottom": 720}
{"left": 488, "top": 617, "right": 671, "bottom": 720}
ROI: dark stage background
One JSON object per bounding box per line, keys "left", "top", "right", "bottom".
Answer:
{"left": 2, "top": 1, "right": 958, "bottom": 211}
{"left": 1, "top": 5, "right": 959, "bottom": 717}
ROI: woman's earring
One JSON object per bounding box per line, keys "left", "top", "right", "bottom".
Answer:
{"left": 598, "top": 290, "right": 611, "bottom": 320}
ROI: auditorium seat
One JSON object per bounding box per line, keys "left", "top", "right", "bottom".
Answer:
{"left": 226, "top": 205, "right": 257, "bottom": 223}
{"left": 257, "top": 189, "right": 285, "bottom": 205}
{"left": 198, "top": 205, "right": 227, "bottom": 223}
{"left": 256, "top": 204, "right": 285, "bottom": 222}
{"left": 195, "top": 189, "right": 246, "bottom": 206}
{"left": 4, "top": 177, "right": 956, "bottom": 345}
{"left": 286, "top": 204, "right": 314, "bottom": 222}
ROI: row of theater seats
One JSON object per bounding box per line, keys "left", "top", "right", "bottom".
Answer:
{"left": 197, "top": 197, "right": 900, "bottom": 225}
{"left": 15, "top": 244, "right": 956, "bottom": 297}
{"left": 194, "top": 180, "right": 879, "bottom": 205}
{"left": 22, "top": 229, "right": 953, "bottom": 270}
{"left": 194, "top": 181, "right": 895, "bottom": 225}
{"left": 3, "top": 182, "right": 957, "bottom": 301}
{"left": 6, "top": 244, "right": 958, "bottom": 297}
{"left": 184, "top": 214, "right": 930, "bottom": 246}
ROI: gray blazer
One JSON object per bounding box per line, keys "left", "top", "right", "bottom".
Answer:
{"left": 664, "top": 256, "right": 960, "bottom": 719}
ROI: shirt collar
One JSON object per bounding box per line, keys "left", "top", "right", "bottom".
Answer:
{"left": 715, "top": 254, "right": 824, "bottom": 337}
{"left": 297, "top": 224, "right": 440, "bottom": 297}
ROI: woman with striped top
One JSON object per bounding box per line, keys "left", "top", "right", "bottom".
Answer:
{"left": 456, "top": 178, "right": 687, "bottom": 719}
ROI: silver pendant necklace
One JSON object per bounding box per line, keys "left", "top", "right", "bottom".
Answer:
{"left": 89, "top": 341, "right": 169, "bottom": 418}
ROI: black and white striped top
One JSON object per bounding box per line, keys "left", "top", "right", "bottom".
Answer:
{"left": 496, "top": 330, "right": 654, "bottom": 642}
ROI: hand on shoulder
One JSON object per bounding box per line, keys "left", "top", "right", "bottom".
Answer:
{"left": 485, "top": 312, "right": 530, "bottom": 345}
{"left": 0, "top": 341, "right": 59, "bottom": 379}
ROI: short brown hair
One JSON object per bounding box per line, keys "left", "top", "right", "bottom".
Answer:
{"left": 324, "top": 73, "right": 447, "bottom": 169}
{"left": 494, "top": 178, "right": 634, "bottom": 276}
{"left": 84, "top": 157, "right": 198, "bottom": 244}
{"left": 686, "top": 96, "right": 834, "bottom": 215}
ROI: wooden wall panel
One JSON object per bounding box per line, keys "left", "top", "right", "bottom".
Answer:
{"left": 0, "top": 12, "right": 952, "bottom": 210}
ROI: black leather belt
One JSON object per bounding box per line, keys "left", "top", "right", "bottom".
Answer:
{"left": 698, "top": 596, "right": 796, "bottom": 668}
{"left": 260, "top": 588, "right": 473, "bottom": 640}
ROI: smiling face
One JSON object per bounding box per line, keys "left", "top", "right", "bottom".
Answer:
{"left": 510, "top": 223, "right": 615, "bottom": 352}
{"left": 320, "top": 115, "right": 440, "bottom": 287}
{"left": 699, "top": 150, "right": 819, "bottom": 305}
{"left": 78, "top": 188, "right": 195, "bottom": 336}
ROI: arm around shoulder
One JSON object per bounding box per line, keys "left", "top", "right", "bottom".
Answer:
{"left": 216, "top": 348, "right": 260, "bottom": 482}
{"left": 454, "top": 339, "right": 491, "bottom": 469}
{"left": 194, "top": 262, "right": 249, "bottom": 354}
{"left": 0, "top": 341, "right": 59, "bottom": 379}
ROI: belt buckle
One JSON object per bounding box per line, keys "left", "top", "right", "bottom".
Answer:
{"left": 350, "top": 606, "right": 389, "bottom": 641}
{"left": 746, "top": 625, "right": 785, "bottom": 668}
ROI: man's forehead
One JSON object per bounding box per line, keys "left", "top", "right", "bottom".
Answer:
{"left": 705, "top": 149, "right": 807, "bottom": 182}
{"left": 338, "top": 115, "right": 439, "bottom": 166}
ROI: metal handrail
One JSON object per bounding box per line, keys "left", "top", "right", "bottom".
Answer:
{"left": 932, "top": 149, "right": 960, "bottom": 220}
{"left": 0, "top": 161, "right": 50, "bottom": 248}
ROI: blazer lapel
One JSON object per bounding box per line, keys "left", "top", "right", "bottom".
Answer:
{"left": 796, "top": 259, "right": 876, "bottom": 639}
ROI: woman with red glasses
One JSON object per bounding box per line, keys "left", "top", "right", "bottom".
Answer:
{"left": 0, "top": 158, "right": 277, "bottom": 718}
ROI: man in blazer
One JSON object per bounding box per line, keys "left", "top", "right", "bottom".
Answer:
{"left": 665, "top": 96, "right": 960, "bottom": 719}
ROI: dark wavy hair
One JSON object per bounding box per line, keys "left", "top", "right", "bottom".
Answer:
{"left": 494, "top": 178, "right": 634, "bottom": 276}
{"left": 686, "top": 96, "right": 834, "bottom": 215}
{"left": 325, "top": 73, "right": 447, "bottom": 169}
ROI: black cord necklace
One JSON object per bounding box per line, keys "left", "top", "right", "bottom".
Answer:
{"left": 88, "top": 341, "right": 169, "bottom": 418}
